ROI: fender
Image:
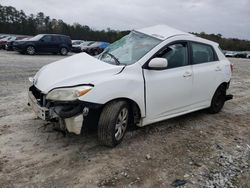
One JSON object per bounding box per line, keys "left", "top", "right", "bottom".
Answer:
{"left": 79, "top": 64, "right": 146, "bottom": 117}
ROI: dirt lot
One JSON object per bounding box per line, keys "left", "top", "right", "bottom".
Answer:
{"left": 0, "top": 51, "right": 249, "bottom": 188}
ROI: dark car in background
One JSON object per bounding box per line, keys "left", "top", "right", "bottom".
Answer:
{"left": 235, "top": 52, "right": 248, "bottom": 58}
{"left": 13, "top": 34, "right": 72, "bottom": 55}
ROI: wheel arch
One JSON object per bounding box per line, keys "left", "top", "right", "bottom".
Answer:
{"left": 210, "top": 81, "right": 228, "bottom": 101}
{"left": 26, "top": 44, "right": 36, "bottom": 49}
{"left": 59, "top": 44, "right": 69, "bottom": 50}
{"left": 218, "top": 82, "right": 229, "bottom": 90}
{"left": 102, "top": 97, "right": 142, "bottom": 126}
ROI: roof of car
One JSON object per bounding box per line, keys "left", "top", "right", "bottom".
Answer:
{"left": 40, "top": 34, "right": 70, "bottom": 37}
{"left": 136, "top": 25, "right": 219, "bottom": 46}
{"left": 136, "top": 25, "right": 192, "bottom": 40}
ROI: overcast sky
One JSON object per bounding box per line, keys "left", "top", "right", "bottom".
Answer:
{"left": 1, "top": 0, "right": 250, "bottom": 40}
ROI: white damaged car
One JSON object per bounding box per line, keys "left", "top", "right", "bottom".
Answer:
{"left": 28, "top": 25, "right": 233, "bottom": 147}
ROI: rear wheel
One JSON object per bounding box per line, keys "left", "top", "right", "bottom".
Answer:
{"left": 98, "top": 101, "right": 129, "bottom": 147}
{"left": 208, "top": 85, "right": 226, "bottom": 114}
{"left": 26, "top": 46, "right": 35, "bottom": 55}
{"left": 60, "top": 47, "right": 68, "bottom": 55}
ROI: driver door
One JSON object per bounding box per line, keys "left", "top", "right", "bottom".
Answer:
{"left": 143, "top": 42, "right": 193, "bottom": 122}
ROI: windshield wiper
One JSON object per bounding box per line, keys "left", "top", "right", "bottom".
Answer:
{"left": 104, "top": 52, "right": 121, "bottom": 65}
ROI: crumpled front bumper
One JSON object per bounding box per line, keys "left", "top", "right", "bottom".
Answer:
{"left": 28, "top": 91, "right": 49, "bottom": 120}
{"left": 28, "top": 89, "right": 98, "bottom": 135}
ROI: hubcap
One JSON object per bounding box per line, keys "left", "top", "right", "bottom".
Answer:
{"left": 115, "top": 108, "right": 128, "bottom": 141}
{"left": 61, "top": 48, "right": 67, "bottom": 55}
{"left": 27, "top": 46, "right": 35, "bottom": 54}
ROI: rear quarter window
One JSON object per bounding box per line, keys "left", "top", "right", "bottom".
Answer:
{"left": 191, "top": 42, "right": 218, "bottom": 64}
{"left": 59, "top": 36, "right": 71, "bottom": 43}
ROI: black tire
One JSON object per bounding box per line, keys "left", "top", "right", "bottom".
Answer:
{"left": 26, "top": 46, "right": 36, "bottom": 55}
{"left": 98, "top": 101, "right": 129, "bottom": 147}
{"left": 208, "top": 85, "right": 226, "bottom": 114}
{"left": 60, "top": 47, "right": 68, "bottom": 55}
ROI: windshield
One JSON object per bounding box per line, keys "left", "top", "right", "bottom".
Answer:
{"left": 29, "top": 34, "right": 44, "bottom": 41}
{"left": 98, "top": 31, "right": 162, "bottom": 65}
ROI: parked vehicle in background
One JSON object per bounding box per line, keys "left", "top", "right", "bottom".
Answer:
{"left": 0, "top": 36, "right": 16, "bottom": 49}
{"left": 5, "top": 36, "right": 32, "bottom": 51}
{"left": 0, "top": 35, "right": 9, "bottom": 40}
{"left": 247, "top": 54, "right": 250, "bottom": 59}
{"left": 235, "top": 52, "right": 248, "bottom": 58}
{"left": 71, "top": 41, "right": 93, "bottom": 53}
{"left": 225, "top": 51, "right": 249, "bottom": 58}
{"left": 82, "top": 41, "right": 109, "bottom": 55}
{"left": 28, "top": 25, "right": 233, "bottom": 147}
{"left": 225, "top": 51, "right": 237, "bottom": 57}
{"left": 72, "top": 40, "right": 84, "bottom": 45}
{"left": 13, "top": 34, "right": 72, "bottom": 55}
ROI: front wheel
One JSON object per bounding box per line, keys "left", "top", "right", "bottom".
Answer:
{"left": 98, "top": 101, "right": 129, "bottom": 147}
{"left": 60, "top": 47, "right": 68, "bottom": 55}
{"left": 208, "top": 85, "right": 226, "bottom": 114}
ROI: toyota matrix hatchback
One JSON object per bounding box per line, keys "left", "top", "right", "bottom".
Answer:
{"left": 28, "top": 25, "right": 233, "bottom": 147}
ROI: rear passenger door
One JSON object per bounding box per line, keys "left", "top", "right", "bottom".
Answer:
{"left": 51, "top": 36, "right": 60, "bottom": 52}
{"left": 190, "top": 42, "right": 222, "bottom": 107}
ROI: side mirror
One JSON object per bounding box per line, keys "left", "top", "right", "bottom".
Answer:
{"left": 40, "top": 39, "right": 44, "bottom": 42}
{"left": 148, "top": 58, "right": 168, "bottom": 70}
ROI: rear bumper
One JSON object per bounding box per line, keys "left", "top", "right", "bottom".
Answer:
{"left": 6, "top": 43, "right": 13, "bottom": 50}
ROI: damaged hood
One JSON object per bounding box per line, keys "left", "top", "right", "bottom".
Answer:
{"left": 33, "top": 53, "right": 123, "bottom": 93}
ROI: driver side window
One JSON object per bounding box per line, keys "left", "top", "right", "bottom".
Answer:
{"left": 156, "top": 42, "right": 188, "bottom": 69}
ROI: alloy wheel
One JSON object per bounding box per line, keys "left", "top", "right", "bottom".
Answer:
{"left": 115, "top": 108, "right": 128, "bottom": 141}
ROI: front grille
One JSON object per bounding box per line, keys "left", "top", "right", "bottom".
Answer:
{"left": 29, "top": 85, "right": 45, "bottom": 106}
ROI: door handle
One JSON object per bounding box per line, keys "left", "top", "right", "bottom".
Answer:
{"left": 215, "top": 66, "right": 222, "bottom": 71}
{"left": 183, "top": 71, "right": 192, "bottom": 77}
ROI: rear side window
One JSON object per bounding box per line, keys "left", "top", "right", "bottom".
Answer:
{"left": 59, "top": 36, "right": 70, "bottom": 43}
{"left": 191, "top": 42, "right": 217, "bottom": 64}
{"left": 57, "top": 36, "right": 63, "bottom": 42}
{"left": 51, "top": 36, "right": 58, "bottom": 42}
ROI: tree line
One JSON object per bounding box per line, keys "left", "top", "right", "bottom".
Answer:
{"left": 0, "top": 4, "right": 250, "bottom": 50}
{"left": 192, "top": 32, "right": 250, "bottom": 51}
{"left": 0, "top": 4, "right": 129, "bottom": 42}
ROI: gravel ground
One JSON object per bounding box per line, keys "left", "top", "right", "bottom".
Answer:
{"left": 0, "top": 51, "right": 249, "bottom": 188}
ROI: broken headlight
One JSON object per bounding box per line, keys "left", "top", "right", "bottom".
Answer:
{"left": 46, "top": 85, "right": 93, "bottom": 101}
